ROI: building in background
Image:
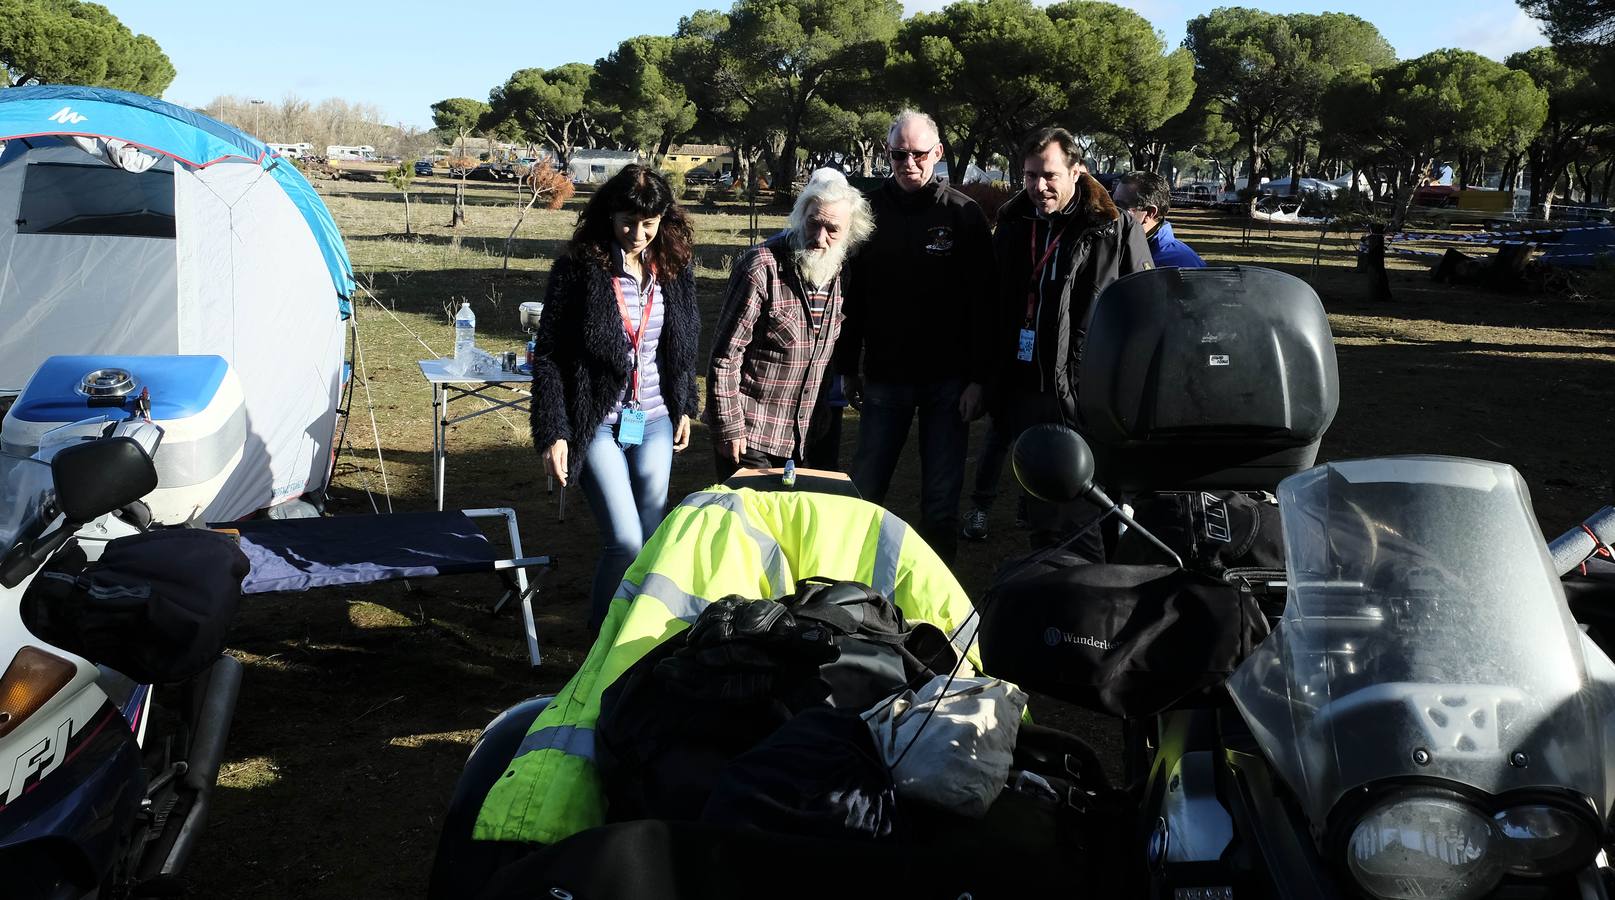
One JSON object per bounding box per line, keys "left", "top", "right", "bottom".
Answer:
{"left": 663, "top": 144, "right": 734, "bottom": 181}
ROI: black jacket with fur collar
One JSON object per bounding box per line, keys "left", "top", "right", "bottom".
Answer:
{"left": 990, "top": 172, "right": 1152, "bottom": 425}
{"left": 528, "top": 254, "right": 701, "bottom": 479}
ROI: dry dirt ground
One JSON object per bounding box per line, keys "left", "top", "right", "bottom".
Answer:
{"left": 181, "top": 181, "right": 1614, "bottom": 897}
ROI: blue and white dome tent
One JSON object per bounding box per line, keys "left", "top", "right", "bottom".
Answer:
{"left": 0, "top": 85, "right": 355, "bottom": 520}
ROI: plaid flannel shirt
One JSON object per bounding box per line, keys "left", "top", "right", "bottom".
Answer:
{"left": 706, "top": 235, "right": 844, "bottom": 458}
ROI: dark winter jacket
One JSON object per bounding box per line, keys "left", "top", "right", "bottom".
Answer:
{"left": 837, "top": 177, "right": 996, "bottom": 384}
{"left": 990, "top": 173, "right": 1152, "bottom": 426}
{"left": 529, "top": 254, "right": 701, "bottom": 480}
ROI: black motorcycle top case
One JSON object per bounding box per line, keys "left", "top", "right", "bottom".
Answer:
{"left": 1077, "top": 266, "right": 1339, "bottom": 492}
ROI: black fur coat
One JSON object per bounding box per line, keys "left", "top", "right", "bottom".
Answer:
{"left": 528, "top": 254, "right": 701, "bottom": 480}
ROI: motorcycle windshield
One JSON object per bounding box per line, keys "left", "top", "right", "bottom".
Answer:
{"left": 0, "top": 452, "right": 52, "bottom": 552}
{"left": 1228, "top": 456, "right": 1615, "bottom": 827}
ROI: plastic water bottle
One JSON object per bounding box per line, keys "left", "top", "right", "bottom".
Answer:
{"left": 781, "top": 458, "right": 797, "bottom": 487}
{"left": 453, "top": 301, "right": 476, "bottom": 373}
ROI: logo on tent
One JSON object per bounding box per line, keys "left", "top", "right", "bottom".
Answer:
{"left": 47, "top": 107, "right": 87, "bottom": 125}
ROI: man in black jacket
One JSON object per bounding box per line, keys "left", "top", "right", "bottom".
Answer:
{"left": 989, "top": 127, "right": 1152, "bottom": 547}
{"left": 837, "top": 110, "right": 995, "bottom": 563}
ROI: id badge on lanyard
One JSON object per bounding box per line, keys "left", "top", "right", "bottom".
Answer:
{"left": 612, "top": 267, "right": 656, "bottom": 447}
{"left": 1020, "top": 222, "right": 1066, "bottom": 364}
{"left": 1017, "top": 328, "right": 1035, "bottom": 362}
{"left": 617, "top": 407, "right": 646, "bottom": 446}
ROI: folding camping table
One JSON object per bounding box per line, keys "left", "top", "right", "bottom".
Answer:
{"left": 418, "top": 359, "right": 564, "bottom": 519}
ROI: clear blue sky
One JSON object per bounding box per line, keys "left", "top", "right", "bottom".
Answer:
{"left": 100, "top": 1, "right": 1547, "bottom": 132}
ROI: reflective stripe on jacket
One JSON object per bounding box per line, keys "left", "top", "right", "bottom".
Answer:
{"left": 472, "top": 486, "right": 980, "bottom": 845}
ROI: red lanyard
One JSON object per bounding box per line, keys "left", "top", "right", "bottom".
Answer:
{"left": 1024, "top": 220, "right": 1069, "bottom": 326}
{"left": 611, "top": 265, "right": 656, "bottom": 401}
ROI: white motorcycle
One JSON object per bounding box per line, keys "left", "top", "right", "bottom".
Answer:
{"left": 0, "top": 403, "right": 249, "bottom": 897}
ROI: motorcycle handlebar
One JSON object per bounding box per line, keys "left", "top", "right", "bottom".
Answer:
{"left": 1549, "top": 505, "right": 1615, "bottom": 577}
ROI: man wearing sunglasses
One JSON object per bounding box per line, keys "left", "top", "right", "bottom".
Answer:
{"left": 836, "top": 109, "right": 995, "bottom": 563}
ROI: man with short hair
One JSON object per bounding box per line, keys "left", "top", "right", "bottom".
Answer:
{"left": 707, "top": 168, "right": 875, "bottom": 477}
{"left": 1112, "top": 171, "right": 1206, "bottom": 269}
{"left": 986, "top": 127, "right": 1152, "bottom": 547}
{"left": 837, "top": 110, "right": 995, "bottom": 562}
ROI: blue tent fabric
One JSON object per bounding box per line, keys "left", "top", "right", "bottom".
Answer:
{"left": 223, "top": 512, "right": 499, "bottom": 594}
{"left": 0, "top": 84, "right": 354, "bottom": 308}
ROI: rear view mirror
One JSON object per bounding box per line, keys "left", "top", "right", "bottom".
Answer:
{"left": 1013, "top": 424, "right": 1097, "bottom": 504}
{"left": 51, "top": 437, "right": 158, "bottom": 522}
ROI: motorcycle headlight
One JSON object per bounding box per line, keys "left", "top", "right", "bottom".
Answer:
{"left": 1346, "top": 797, "right": 1503, "bottom": 900}
{"left": 1494, "top": 804, "right": 1596, "bottom": 876}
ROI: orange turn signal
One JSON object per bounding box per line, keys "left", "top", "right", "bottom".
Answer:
{"left": 0, "top": 646, "right": 77, "bottom": 741}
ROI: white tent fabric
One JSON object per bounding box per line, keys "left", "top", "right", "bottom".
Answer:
{"left": 0, "top": 140, "right": 344, "bottom": 520}
{"left": 68, "top": 136, "right": 159, "bottom": 173}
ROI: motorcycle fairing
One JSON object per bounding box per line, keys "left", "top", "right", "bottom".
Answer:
{"left": 1228, "top": 456, "right": 1615, "bottom": 830}
{"left": 0, "top": 701, "right": 143, "bottom": 884}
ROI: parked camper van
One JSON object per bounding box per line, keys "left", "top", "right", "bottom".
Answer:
{"left": 326, "top": 145, "right": 376, "bottom": 162}
{"left": 268, "top": 142, "right": 314, "bottom": 159}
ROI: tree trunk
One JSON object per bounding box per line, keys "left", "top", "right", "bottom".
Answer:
{"left": 655, "top": 130, "right": 675, "bottom": 166}
{"left": 1289, "top": 131, "right": 1306, "bottom": 196}
{"left": 728, "top": 142, "right": 747, "bottom": 192}
{"left": 502, "top": 184, "right": 544, "bottom": 274}
{"left": 1149, "top": 143, "right": 1166, "bottom": 174}
{"left": 1599, "top": 158, "right": 1615, "bottom": 206}
{"left": 1363, "top": 223, "right": 1393, "bottom": 301}
{"left": 402, "top": 190, "right": 412, "bottom": 236}
{"left": 1244, "top": 124, "right": 1262, "bottom": 196}
{"left": 775, "top": 95, "right": 806, "bottom": 193}
{"left": 949, "top": 134, "right": 975, "bottom": 182}
{"left": 450, "top": 179, "right": 467, "bottom": 227}
{"left": 1499, "top": 153, "right": 1521, "bottom": 198}
{"left": 1388, "top": 162, "right": 1421, "bottom": 234}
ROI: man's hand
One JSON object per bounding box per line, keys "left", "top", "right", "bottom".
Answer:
{"left": 673, "top": 416, "right": 691, "bottom": 452}
{"left": 544, "top": 440, "right": 569, "bottom": 487}
{"left": 723, "top": 436, "right": 748, "bottom": 465}
{"left": 843, "top": 373, "right": 864, "bottom": 411}
{"left": 959, "top": 382, "right": 986, "bottom": 422}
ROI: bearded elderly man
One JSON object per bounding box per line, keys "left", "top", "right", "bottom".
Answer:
{"left": 707, "top": 168, "right": 876, "bottom": 477}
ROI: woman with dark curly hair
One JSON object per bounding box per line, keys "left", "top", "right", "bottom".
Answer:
{"left": 529, "top": 165, "right": 700, "bottom": 631}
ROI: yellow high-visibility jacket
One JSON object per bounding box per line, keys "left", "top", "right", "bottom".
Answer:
{"left": 473, "top": 486, "right": 980, "bottom": 845}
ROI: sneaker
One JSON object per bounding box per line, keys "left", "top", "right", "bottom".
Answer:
{"left": 961, "top": 507, "right": 989, "bottom": 541}
{"left": 1015, "top": 495, "right": 1030, "bottom": 529}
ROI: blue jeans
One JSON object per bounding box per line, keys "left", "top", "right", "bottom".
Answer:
{"left": 578, "top": 414, "right": 674, "bottom": 630}
{"left": 851, "top": 378, "right": 966, "bottom": 562}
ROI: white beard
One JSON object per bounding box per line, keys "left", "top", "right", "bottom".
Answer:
{"left": 794, "top": 245, "right": 846, "bottom": 290}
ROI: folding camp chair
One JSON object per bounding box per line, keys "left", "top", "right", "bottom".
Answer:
{"left": 220, "top": 508, "right": 553, "bottom": 666}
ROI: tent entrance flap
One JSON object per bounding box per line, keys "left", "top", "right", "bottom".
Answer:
{"left": 218, "top": 508, "right": 551, "bottom": 666}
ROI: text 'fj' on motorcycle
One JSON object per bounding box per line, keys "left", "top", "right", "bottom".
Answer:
{"left": 993, "top": 423, "right": 1615, "bottom": 900}
{"left": 0, "top": 412, "right": 250, "bottom": 899}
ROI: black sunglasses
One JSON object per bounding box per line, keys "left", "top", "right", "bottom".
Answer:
{"left": 888, "top": 145, "right": 937, "bottom": 162}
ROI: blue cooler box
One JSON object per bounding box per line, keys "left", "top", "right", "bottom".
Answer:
{"left": 2, "top": 355, "right": 247, "bottom": 525}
